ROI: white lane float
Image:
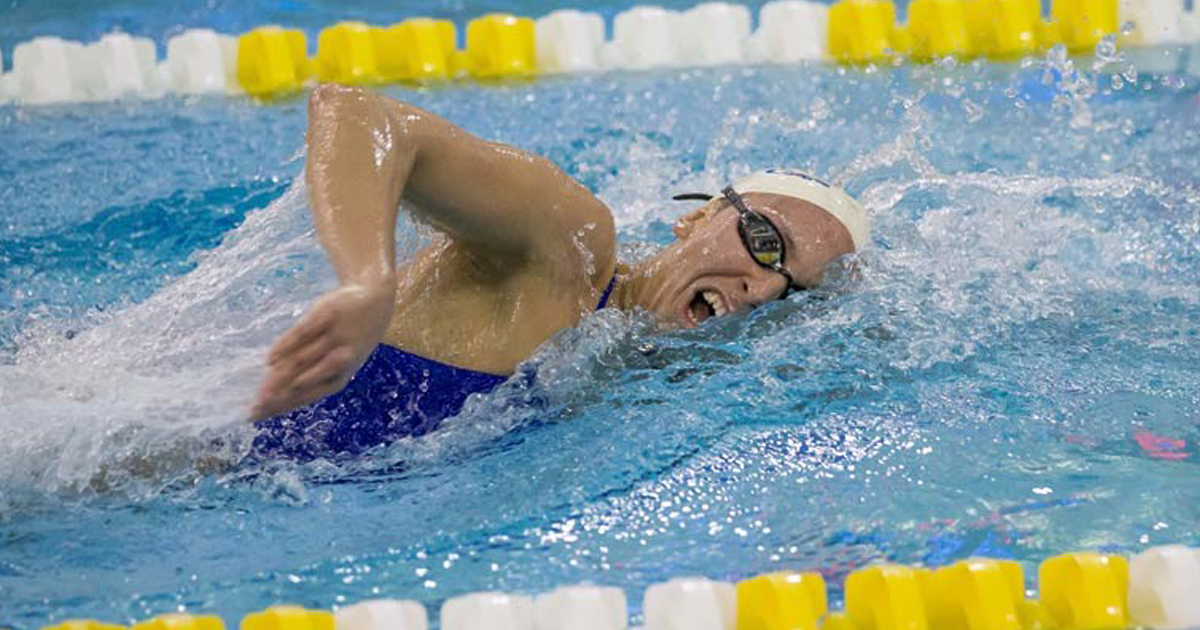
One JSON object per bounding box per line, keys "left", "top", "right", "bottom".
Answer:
{"left": 81, "top": 32, "right": 163, "bottom": 100}
{"left": 1119, "top": 0, "right": 1189, "bottom": 73}
{"left": 678, "top": 2, "right": 753, "bottom": 66}
{"left": 534, "top": 584, "right": 628, "bottom": 630}
{"left": 604, "top": 6, "right": 685, "bottom": 70}
{"left": 11, "top": 36, "right": 91, "bottom": 104}
{"left": 335, "top": 599, "right": 428, "bottom": 630}
{"left": 162, "top": 28, "right": 240, "bottom": 95}
{"left": 535, "top": 10, "right": 606, "bottom": 74}
{"left": 1128, "top": 545, "right": 1200, "bottom": 630}
{"left": 1119, "top": 0, "right": 1187, "bottom": 46}
{"left": 441, "top": 592, "right": 536, "bottom": 630}
{"left": 643, "top": 577, "right": 736, "bottom": 630}
{"left": 750, "top": 0, "right": 829, "bottom": 63}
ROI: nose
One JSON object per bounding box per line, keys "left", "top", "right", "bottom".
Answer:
{"left": 741, "top": 268, "right": 788, "bottom": 307}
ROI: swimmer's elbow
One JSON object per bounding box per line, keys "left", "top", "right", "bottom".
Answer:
{"left": 308, "top": 85, "right": 424, "bottom": 141}
{"left": 308, "top": 84, "right": 373, "bottom": 120}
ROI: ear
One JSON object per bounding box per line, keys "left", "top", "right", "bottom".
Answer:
{"left": 672, "top": 203, "right": 717, "bottom": 239}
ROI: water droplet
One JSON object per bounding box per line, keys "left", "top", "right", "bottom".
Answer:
{"left": 962, "top": 99, "right": 983, "bottom": 123}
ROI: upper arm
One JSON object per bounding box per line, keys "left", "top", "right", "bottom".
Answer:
{"left": 383, "top": 98, "right": 615, "bottom": 272}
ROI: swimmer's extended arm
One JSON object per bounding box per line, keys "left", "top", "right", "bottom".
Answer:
{"left": 306, "top": 83, "right": 613, "bottom": 277}
{"left": 252, "top": 84, "right": 613, "bottom": 421}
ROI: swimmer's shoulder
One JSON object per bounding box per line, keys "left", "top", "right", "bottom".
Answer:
{"left": 547, "top": 169, "right": 616, "bottom": 278}
{"left": 570, "top": 195, "right": 618, "bottom": 294}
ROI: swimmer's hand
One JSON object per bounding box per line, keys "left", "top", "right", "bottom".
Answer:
{"left": 251, "top": 281, "right": 395, "bottom": 421}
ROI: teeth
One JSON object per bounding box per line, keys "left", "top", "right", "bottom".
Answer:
{"left": 701, "top": 291, "right": 727, "bottom": 317}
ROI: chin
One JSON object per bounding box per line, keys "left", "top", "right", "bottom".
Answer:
{"left": 655, "top": 317, "right": 691, "bottom": 332}
{"left": 648, "top": 308, "right": 692, "bottom": 331}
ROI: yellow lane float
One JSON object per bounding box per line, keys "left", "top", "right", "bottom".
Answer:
{"left": 828, "top": 0, "right": 902, "bottom": 63}
{"left": 373, "top": 18, "right": 460, "bottom": 82}
{"left": 1039, "top": 552, "right": 1129, "bottom": 630}
{"left": 923, "top": 558, "right": 1026, "bottom": 630}
{"left": 131, "top": 614, "right": 224, "bottom": 630}
{"left": 845, "top": 564, "right": 932, "bottom": 630}
{"left": 736, "top": 571, "right": 827, "bottom": 630}
{"left": 236, "top": 26, "right": 309, "bottom": 97}
{"left": 465, "top": 13, "right": 537, "bottom": 78}
{"left": 315, "top": 21, "right": 380, "bottom": 85}
{"left": 239, "top": 606, "right": 333, "bottom": 630}
{"left": 906, "top": 0, "right": 975, "bottom": 59}
{"left": 969, "top": 0, "right": 1042, "bottom": 58}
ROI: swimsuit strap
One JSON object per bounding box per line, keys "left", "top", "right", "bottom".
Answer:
{"left": 596, "top": 274, "right": 617, "bottom": 311}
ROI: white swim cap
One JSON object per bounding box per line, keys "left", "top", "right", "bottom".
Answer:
{"left": 729, "top": 169, "right": 871, "bottom": 251}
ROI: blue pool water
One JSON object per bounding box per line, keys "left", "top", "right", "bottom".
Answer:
{"left": 3, "top": 5, "right": 1200, "bottom": 628}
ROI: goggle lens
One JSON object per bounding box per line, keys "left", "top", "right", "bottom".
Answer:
{"left": 672, "top": 186, "right": 804, "bottom": 299}
{"left": 740, "top": 220, "right": 784, "bottom": 265}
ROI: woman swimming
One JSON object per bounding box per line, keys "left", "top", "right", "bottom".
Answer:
{"left": 249, "top": 84, "right": 870, "bottom": 459}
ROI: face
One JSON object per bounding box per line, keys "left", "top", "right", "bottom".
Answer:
{"left": 640, "top": 192, "right": 856, "bottom": 329}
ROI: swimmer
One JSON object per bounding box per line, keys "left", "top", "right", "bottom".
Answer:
{"left": 249, "top": 84, "right": 869, "bottom": 459}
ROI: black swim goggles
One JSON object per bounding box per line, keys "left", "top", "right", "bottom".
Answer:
{"left": 673, "top": 186, "right": 804, "bottom": 299}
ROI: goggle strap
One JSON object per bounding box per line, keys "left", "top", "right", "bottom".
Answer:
{"left": 722, "top": 186, "right": 758, "bottom": 229}
{"left": 671, "top": 192, "right": 715, "bottom": 201}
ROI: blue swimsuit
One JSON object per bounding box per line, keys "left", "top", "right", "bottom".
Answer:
{"left": 253, "top": 276, "right": 616, "bottom": 461}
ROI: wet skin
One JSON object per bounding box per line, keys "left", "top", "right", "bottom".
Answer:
{"left": 251, "top": 85, "right": 855, "bottom": 421}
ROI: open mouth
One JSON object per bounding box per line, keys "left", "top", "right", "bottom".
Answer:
{"left": 686, "top": 290, "right": 727, "bottom": 327}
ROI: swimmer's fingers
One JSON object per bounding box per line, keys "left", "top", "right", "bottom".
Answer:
{"left": 269, "top": 334, "right": 338, "bottom": 386}
{"left": 255, "top": 284, "right": 392, "bottom": 420}
{"left": 252, "top": 339, "right": 343, "bottom": 420}
{"left": 249, "top": 394, "right": 280, "bottom": 422}
{"left": 282, "top": 346, "right": 356, "bottom": 407}
{"left": 269, "top": 308, "right": 334, "bottom": 365}
{"left": 251, "top": 372, "right": 295, "bottom": 421}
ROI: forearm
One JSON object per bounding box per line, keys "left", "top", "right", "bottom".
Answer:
{"left": 305, "top": 84, "right": 414, "bottom": 289}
